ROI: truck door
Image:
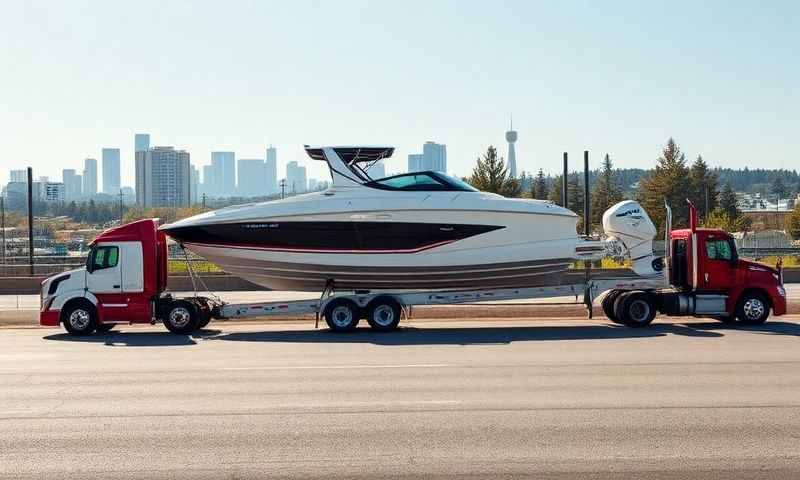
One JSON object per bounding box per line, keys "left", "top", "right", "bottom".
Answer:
{"left": 698, "top": 233, "right": 737, "bottom": 292}
{"left": 86, "top": 244, "right": 127, "bottom": 321}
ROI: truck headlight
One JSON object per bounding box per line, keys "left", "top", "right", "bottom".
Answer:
{"left": 777, "top": 286, "right": 786, "bottom": 298}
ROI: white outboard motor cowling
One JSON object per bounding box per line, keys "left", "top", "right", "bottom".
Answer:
{"left": 602, "top": 200, "right": 660, "bottom": 277}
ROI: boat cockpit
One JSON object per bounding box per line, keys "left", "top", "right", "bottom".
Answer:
{"left": 305, "top": 145, "right": 476, "bottom": 192}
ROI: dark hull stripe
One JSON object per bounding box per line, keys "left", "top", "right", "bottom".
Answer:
{"left": 205, "top": 256, "right": 575, "bottom": 275}
{"left": 230, "top": 270, "right": 569, "bottom": 291}
{"left": 210, "top": 258, "right": 571, "bottom": 291}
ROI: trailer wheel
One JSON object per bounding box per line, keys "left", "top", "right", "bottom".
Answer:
{"left": 323, "top": 298, "right": 360, "bottom": 332}
{"left": 602, "top": 290, "right": 624, "bottom": 323}
{"left": 617, "top": 291, "right": 656, "bottom": 328}
{"left": 62, "top": 301, "right": 97, "bottom": 336}
{"left": 366, "top": 296, "right": 402, "bottom": 332}
{"left": 736, "top": 292, "right": 770, "bottom": 325}
{"left": 163, "top": 301, "right": 199, "bottom": 334}
{"left": 96, "top": 323, "right": 116, "bottom": 333}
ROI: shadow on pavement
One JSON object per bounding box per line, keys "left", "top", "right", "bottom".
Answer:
{"left": 42, "top": 328, "right": 222, "bottom": 347}
{"left": 212, "top": 323, "right": 727, "bottom": 346}
{"left": 39, "top": 322, "right": 800, "bottom": 347}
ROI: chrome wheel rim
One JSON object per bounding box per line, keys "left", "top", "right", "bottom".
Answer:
{"left": 331, "top": 306, "right": 354, "bottom": 328}
{"left": 743, "top": 299, "right": 765, "bottom": 321}
{"left": 69, "top": 309, "right": 91, "bottom": 330}
{"left": 169, "top": 307, "right": 192, "bottom": 328}
{"left": 373, "top": 305, "right": 396, "bottom": 327}
{"left": 629, "top": 300, "right": 650, "bottom": 323}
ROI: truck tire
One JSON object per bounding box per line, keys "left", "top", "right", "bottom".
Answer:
{"left": 736, "top": 292, "right": 770, "bottom": 325}
{"left": 323, "top": 298, "right": 360, "bottom": 332}
{"left": 62, "top": 301, "right": 98, "bottom": 336}
{"left": 366, "top": 296, "right": 402, "bottom": 332}
{"left": 617, "top": 291, "right": 656, "bottom": 328}
{"left": 602, "top": 290, "right": 623, "bottom": 323}
{"left": 164, "top": 301, "right": 199, "bottom": 334}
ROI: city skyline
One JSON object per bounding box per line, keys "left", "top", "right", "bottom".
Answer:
{"left": 2, "top": 2, "right": 796, "bottom": 188}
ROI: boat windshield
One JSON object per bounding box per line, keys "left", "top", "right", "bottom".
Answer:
{"left": 366, "top": 171, "right": 478, "bottom": 192}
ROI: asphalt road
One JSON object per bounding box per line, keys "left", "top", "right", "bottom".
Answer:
{"left": 2, "top": 317, "right": 800, "bottom": 479}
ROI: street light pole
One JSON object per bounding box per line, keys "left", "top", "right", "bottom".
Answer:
{"left": 27, "top": 167, "right": 34, "bottom": 276}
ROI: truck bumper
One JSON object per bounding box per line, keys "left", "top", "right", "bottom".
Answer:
{"left": 40, "top": 310, "right": 60, "bottom": 326}
{"left": 772, "top": 294, "right": 787, "bottom": 316}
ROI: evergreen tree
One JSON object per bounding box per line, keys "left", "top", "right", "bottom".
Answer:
{"left": 771, "top": 176, "right": 788, "bottom": 202}
{"left": 531, "top": 169, "right": 549, "bottom": 200}
{"left": 718, "top": 183, "right": 739, "bottom": 218}
{"left": 591, "top": 154, "right": 624, "bottom": 230}
{"left": 636, "top": 138, "right": 692, "bottom": 234}
{"left": 568, "top": 173, "right": 585, "bottom": 233}
{"left": 547, "top": 175, "right": 563, "bottom": 205}
{"left": 688, "top": 155, "right": 718, "bottom": 221}
{"left": 467, "top": 146, "right": 521, "bottom": 197}
{"left": 788, "top": 202, "right": 800, "bottom": 240}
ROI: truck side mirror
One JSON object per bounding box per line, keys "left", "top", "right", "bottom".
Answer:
{"left": 86, "top": 248, "right": 95, "bottom": 273}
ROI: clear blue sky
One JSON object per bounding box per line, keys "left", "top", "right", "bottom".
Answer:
{"left": 1, "top": 0, "right": 797, "bottom": 187}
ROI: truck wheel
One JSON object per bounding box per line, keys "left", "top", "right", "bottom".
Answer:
{"left": 366, "top": 296, "right": 402, "bottom": 332}
{"left": 736, "top": 292, "right": 770, "bottom": 325}
{"left": 164, "top": 301, "right": 199, "bottom": 334}
{"left": 617, "top": 291, "right": 656, "bottom": 328}
{"left": 62, "top": 302, "right": 98, "bottom": 336}
{"left": 602, "top": 290, "right": 623, "bottom": 323}
{"left": 96, "top": 323, "right": 116, "bottom": 333}
{"left": 323, "top": 298, "right": 360, "bottom": 332}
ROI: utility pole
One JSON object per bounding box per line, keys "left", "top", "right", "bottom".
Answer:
{"left": 280, "top": 179, "right": 286, "bottom": 199}
{"left": 27, "top": 167, "right": 34, "bottom": 276}
{"left": 118, "top": 189, "right": 124, "bottom": 223}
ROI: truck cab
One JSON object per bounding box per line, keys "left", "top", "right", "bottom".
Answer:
{"left": 39, "top": 219, "right": 194, "bottom": 335}
{"left": 666, "top": 224, "right": 786, "bottom": 321}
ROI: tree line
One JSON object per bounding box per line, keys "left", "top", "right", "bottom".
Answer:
{"left": 466, "top": 138, "right": 798, "bottom": 237}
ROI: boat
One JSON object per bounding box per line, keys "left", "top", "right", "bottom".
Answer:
{"left": 160, "top": 146, "right": 581, "bottom": 291}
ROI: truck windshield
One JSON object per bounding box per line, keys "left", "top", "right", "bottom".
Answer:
{"left": 706, "top": 238, "right": 734, "bottom": 261}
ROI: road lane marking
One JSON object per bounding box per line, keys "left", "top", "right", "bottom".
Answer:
{"left": 217, "top": 363, "right": 451, "bottom": 371}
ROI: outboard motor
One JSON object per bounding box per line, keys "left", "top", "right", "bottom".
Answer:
{"left": 602, "top": 200, "right": 660, "bottom": 277}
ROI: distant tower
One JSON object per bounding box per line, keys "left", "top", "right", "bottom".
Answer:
{"left": 505, "top": 116, "right": 518, "bottom": 178}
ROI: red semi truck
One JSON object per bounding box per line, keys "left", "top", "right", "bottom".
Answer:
{"left": 40, "top": 206, "right": 786, "bottom": 335}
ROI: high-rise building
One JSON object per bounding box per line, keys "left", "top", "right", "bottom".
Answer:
{"left": 285, "top": 161, "right": 307, "bottom": 193}
{"left": 265, "top": 145, "right": 277, "bottom": 194}
{"left": 422, "top": 141, "right": 447, "bottom": 172}
{"left": 505, "top": 118, "right": 518, "bottom": 178}
{"left": 237, "top": 159, "right": 266, "bottom": 197}
{"left": 83, "top": 158, "right": 98, "bottom": 196}
{"left": 9, "top": 170, "right": 26, "bottom": 183}
{"left": 62, "top": 169, "right": 82, "bottom": 199}
{"left": 135, "top": 146, "right": 191, "bottom": 207}
{"left": 407, "top": 154, "right": 424, "bottom": 172}
{"left": 43, "top": 182, "right": 65, "bottom": 202}
{"left": 190, "top": 165, "right": 200, "bottom": 204}
{"left": 102, "top": 148, "right": 121, "bottom": 194}
{"left": 211, "top": 151, "right": 236, "bottom": 197}
{"left": 201, "top": 165, "right": 214, "bottom": 198}
{"left": 135, "top": 133, "right": 150, "bottom": 153}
